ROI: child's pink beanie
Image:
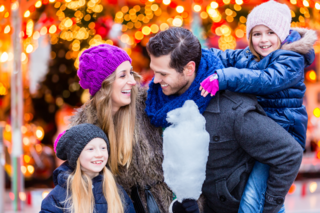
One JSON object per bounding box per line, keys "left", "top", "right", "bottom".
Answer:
{"left": 246, "top": 0, "right": 292, "bottom": 42}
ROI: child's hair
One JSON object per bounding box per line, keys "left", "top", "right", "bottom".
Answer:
{"left": 248, "top": 30, "right": 281, "bottom": 62}
{"left": 65, "top": 159, "right": 124, "bottom": 213}
{"left": 85, "top": 71, "right": 141, "bottom": 174}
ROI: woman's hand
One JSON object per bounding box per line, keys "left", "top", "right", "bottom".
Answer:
{"left": 199, "top": 73, "right": 219, "bottom": 97}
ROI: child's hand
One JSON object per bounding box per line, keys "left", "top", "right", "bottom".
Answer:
{"left": 199, "top": 86, "right": 210, "bottom": 97}
{"left": 199, "top": 74, "right": 219, "bottom": 97}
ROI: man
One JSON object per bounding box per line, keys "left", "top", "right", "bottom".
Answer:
{"left": 145, "top": 27, "right": 303, "bottom": 213}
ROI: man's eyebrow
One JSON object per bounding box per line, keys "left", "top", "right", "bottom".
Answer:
{"left": 150, "top": 64, "right": 168, "bottom": 73}
{"left": 154, "top": 70, "right": 168, "bottom": 74}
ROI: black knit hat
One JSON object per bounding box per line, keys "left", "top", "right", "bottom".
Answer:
{"left": 55, "top": 123, "right": 110, "bottom": 168}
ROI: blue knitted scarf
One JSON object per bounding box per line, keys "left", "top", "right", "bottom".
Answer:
{"left": 145, "top": 48, "right": 224, "bottom": 127}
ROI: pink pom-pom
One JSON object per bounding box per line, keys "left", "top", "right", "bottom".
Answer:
{"left": 54, "top": 130, "right": 66, "bottom": 153}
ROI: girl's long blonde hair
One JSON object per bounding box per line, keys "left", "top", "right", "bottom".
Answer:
{"left": 248, "top": 30, "right": 281, "bottom": 62}
{"left": 65, "top": 159, "right": 124, "bottom": 213}
{"left": 86, "top": 71, "right": 141, "bottom": 174}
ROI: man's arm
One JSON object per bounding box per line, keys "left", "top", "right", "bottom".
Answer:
{"left": 234, "top": 105, "right": 303, "bottom": 213}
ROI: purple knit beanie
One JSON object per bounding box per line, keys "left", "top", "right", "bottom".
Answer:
{"left": 246, "top": 0, "right": 292, "bottom": 42}
{"left": 77, "top": 44, "right": 132, "bottom": 96}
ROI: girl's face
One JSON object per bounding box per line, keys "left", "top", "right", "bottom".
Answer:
{"left": 111, "top": 61, "right": 136, "bottom": 114}
{"left": 79, "top": 138, "right": 108, "bottom": 179}
{"left": 251, "top": 25, "right": 280, "bottom": 57}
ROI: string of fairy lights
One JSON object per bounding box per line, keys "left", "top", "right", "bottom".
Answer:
{"left": 0, "top": 0, "right": 319, "bottom": 106}
{"left": 0, "top": 0, "right": 319, "bottom": 71}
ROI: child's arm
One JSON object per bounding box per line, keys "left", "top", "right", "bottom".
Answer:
{"left": 39, "top": 188, "right": 64, "bottom": 213}
{"left": 39, "top": 196, "right": 63, "bottom": 213}
{"left": 209, "top": 48, "right": 244, "bottom": 68}
{"left": 202, "top": 51, "right": 305, "bottom": 96}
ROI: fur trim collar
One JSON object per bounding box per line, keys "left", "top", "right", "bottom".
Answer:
{"left": 282, "top": 28, "right": 317, "bottom": 54}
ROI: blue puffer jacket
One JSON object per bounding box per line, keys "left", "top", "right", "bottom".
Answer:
{"left": 210, "top": 28, "right": 317, "bottom": 148}
{"left": 40, "top": 162, "right": 136, "bottom": 213}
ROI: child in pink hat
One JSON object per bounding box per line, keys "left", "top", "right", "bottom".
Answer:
{"left": 200, "top": 0, "right": 317, "bottom": 212}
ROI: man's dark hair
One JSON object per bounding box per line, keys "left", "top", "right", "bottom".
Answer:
{"left": 146, "top": 27, "right": 202, "bottom": 73}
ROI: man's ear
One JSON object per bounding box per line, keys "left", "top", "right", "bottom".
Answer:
{"left": 183, "top": 61, "right": 196, "bottom": 76}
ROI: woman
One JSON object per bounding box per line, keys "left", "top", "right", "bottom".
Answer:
{"left": 69, "top": 44, "right": 172, "bottom": 213}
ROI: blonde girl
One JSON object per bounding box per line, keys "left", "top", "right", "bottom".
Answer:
{"left": 40, "top": 123, "right": 136, "bottom": 213}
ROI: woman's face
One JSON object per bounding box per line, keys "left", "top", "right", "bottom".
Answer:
{"left": 111, "top": 61, "right": 136, "bottom": 114}
{"left": 79, "top": 138, "right": 108, "bottom": 179}
{"left": 251, "top": 25, "right": 280, "bottom": 57}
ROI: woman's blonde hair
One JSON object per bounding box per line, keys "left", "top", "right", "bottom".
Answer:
{"left": 248, "top": 30, "right": 281, "bottom": 62}
{"left": 85, "top": 71, "right": 141, "bottom": 174}
{"left": 64, "top": 159, "right": 124, "bottom": 213}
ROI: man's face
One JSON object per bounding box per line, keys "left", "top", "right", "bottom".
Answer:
{"left": 150, "top": 54, "right": 192, "bottom": 96}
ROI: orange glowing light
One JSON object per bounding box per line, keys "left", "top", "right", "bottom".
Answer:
{"left": 27, "top": 165, "right": 34, "bottom": 174}
{"left": 0, "top": 83, "right": 6, "bottom": 95}
{"left": 21, "top": 166, "right": 27, "bottom": 174}
{"left": 309, "top": 182, "right": 317, "bottom": 193}
{"left": 163, "top": 0, "right": 170, "bottom": 5}
{"left": 49, "top": 25, "right": 57, "bottom": 34}
{"left": 313, "top": 108, "right": 320, "bottom": 117}
{"left": 210, "top": 2, "right": 219, "bottom": 8}
{"left": 40, "top": 26, "right": 47, "bottom": 35}
{"left": 307, "top": 70, "right": 316, "bottom": 81}
{"left": 290, "top": 0, "right": 297, "bottom": 4}
{"left": 193, "top": 5, "right": 201, "bottom": 12}
{"left": 135, "top": 31, "right": 144, "bottom": 40}
{"left": 19, "top": 192, "right": 26, "bottom": 201}
{"left": 288, "top": 184, "right": 296, "bottom": 194}
{"left": 36, "top": 126, "right": 44, "bottom": 140}
{"left": 42, "top": 191, "right": 50, "bottom": 199}
{"left": 24, "top": 10, "right": 31, "bottom": 18}
{"left": 4, "top": 25, "right": 10, "bottom": 34}
{"left": 35, "top": 1, "right": 42, "bottom": 8}
{"left": 176, "top": 6, "right": 184, "bottom": 13}
{"left": 24, "top": 155, "right": 31, "bottom": 163}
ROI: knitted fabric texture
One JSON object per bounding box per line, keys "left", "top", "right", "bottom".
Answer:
{"left": 77, "top": 44, "right": 132, "bottom": 96}
{"left": 246, "top": 0, "right": 291, "bottom": 42}
{"left": 145, "top": 48, "right": 224, "bottom": 127}
{"left": 55, "top": 123, "right": 110, "bottom": 168}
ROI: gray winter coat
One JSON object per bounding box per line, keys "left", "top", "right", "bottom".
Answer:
{"left": 202, "top": 90, "right": 303, "bottom": 213}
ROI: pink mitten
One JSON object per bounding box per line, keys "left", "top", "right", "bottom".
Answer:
{"left": 200, "top": 73, "right": 219, "bottom": 96}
